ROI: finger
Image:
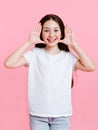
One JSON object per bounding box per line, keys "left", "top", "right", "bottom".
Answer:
{"left": 69, "top": 27, "right": 72, "bottom": 34}
{"left": 65, "top": 24, "right": 71, "bottom": 34}
{"left": 32, "top": 23, "right": 40, "bottom": 32}
{"left": 35, "top": 23, "right": 40, "bottom": 32}
{"left": 37, "top": 23, "right": 42, "bottom": 33}
{"left": 35, "top": 24, "right": 40, "bottom": 32}
{"left": 38, "top": 39, "right": 45, "bottom": 43}
{"left": 71, "top": 32, "right": 75, "bottom": 40}
{"left": 65, "top": 24, "right": 67, "bottom": 33}
{"left": 66, "top": 24, "right": 70, "bottom": 33}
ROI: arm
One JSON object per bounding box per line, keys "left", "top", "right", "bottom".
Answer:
{"left": 4, "top": 41, "right": 33, "bottom": 68}
{"left": 63, "top": 25, "right": 95, "bottom": 72}
{"left": 71, "top": 43, "right": 95, "bottom": 71}
{"left": 4, "top": 23, "right": 43, "bottom": 68}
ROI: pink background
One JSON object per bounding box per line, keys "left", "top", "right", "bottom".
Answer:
{"left": 0, "top": 0, "right": 98, "bottom": 130}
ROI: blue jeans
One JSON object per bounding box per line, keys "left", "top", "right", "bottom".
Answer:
{"left": 29, "top": 115, "right": 71, "bottom": 130}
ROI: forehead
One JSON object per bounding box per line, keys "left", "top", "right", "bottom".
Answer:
{"left": 43, "top": 19, "right": 60, "bottom": 29}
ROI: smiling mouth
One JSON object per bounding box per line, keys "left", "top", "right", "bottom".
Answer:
{"left": 47, "top": 38, "right": 57, "bottom": 43}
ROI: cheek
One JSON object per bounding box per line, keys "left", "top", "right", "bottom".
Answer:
{"left": 41, "top": 33, "right": 47, "bottom": 41}
{"left": 41, "top": 32, "right": 45, "bottom": 39}
{"left": 42, "top": 32, "right": 48, "bottom": 39}
{"left": 42, "top": 34, "right": 45, "bottom": 40}
{"left": 57, "top": 31, "right": 62, "bottom": 37}
{"left": 57, "top": 33, "right": 62, "bottom": 39}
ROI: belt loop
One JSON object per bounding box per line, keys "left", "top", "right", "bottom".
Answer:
{"left": 48, "top": 117, "right": 53, "bottom": 123}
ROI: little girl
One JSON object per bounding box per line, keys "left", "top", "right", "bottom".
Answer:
{"left": 4, "top": 14, "right": 95, "bottom": 130}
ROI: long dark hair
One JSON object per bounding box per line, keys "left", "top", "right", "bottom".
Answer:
{"left": 35, "top": 14, "right": 74, "bottom": 88}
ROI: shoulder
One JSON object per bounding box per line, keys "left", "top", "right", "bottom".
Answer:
{"left": 32, "top": 47, "right": 43, "bottom": 52}
{"left": 66, "top": 51, "right": 77, "bottom": 59}
{"left": 61, "top": 51, "right": 73, "bottom": 58}
{"left": 62, "top": 51, "right": 78, "bottom": 65}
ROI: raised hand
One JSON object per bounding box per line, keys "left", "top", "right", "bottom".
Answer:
{"left": 28, "top": 23, "right": 44, "bottom": 44}
{"left": 61, "top": 24, "right": 76, "bottom": 47}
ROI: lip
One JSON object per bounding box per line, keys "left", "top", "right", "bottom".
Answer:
{"left": 47, "top": 38, "right": 57, "bottom": 43}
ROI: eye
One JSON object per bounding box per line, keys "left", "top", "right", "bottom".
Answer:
{"left": 44, "top": 30, "right": 49, "bottom": 32}
{"left": 54, "top": 29, "right": 59, "bottom": 32}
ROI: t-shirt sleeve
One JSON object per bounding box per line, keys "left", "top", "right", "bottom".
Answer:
{"left": 23, "top": 49, "right": 35, "bottom": 65}
{"left": 69, "top": 52, "right": 78, "bottom": 69}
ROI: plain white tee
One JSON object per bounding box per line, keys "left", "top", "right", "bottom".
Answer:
{"left": 23, "top": 47, "right": 78, "bottom": 117}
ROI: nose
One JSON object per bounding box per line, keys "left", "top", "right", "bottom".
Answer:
{"left": 49, "top": 31, "right": 54, "bottom": 37}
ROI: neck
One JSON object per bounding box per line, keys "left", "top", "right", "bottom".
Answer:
{"left": 44, "top": 45, "right": 60, "bottom": 54}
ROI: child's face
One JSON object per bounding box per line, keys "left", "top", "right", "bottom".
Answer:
{"left": 42, "top": 19, "right": 61, "bottom": 47}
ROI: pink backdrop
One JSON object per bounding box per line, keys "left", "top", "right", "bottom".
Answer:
{"left": 0, "top": 0, "right": 98, "bottom": 130}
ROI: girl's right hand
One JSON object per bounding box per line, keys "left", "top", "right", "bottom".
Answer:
{"left": 28, "top": 23, "right": 44, "bottom": 44}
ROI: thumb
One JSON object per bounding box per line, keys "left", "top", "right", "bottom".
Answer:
{"left": 38, "top": 39, "right": 45, "bottom": 44}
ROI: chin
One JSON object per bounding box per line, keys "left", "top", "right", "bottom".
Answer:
{"left": 46, "top": 41, "right": 59, "bottom": 46}
{"left": 47, "top": 43, "right": 58, "bottom": 47}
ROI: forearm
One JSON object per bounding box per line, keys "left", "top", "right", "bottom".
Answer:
{"left": 4, "top": 41, "right": 34, "bottom": 67}
{"left": 71, "top": 43, "right": 95, "bottom": 71}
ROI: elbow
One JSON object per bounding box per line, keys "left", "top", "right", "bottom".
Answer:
{"left": 91, "top": 65, "right": 96, "bottom": 71}
{"left": 4, "top": 61, "right": 14, "bottom": 68}
{"left": 4, "top": 61, "right": 10, "bottom": 68}
{"left": 87, "top": 64, "right": 96, "bottom": 72}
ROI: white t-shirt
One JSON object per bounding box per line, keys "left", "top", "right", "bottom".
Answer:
{"left": 23, "top": 47, "right": 78, "bottom": 117}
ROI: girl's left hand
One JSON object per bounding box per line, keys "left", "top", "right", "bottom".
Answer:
{"left": 61, "top": 25, "right": 76, "bottom": 47}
